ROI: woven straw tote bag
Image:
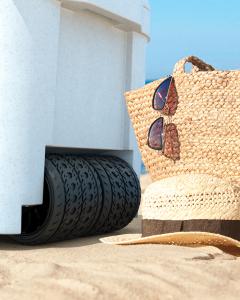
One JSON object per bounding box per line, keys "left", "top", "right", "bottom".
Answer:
{"left": 125, "top": 56, "right": 240, "bottom": 184}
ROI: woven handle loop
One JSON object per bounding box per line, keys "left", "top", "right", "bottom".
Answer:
{"left": 173, "top": 56, "right": 215, "bottom": 74}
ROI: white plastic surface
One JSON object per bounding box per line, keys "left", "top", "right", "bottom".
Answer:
{"left": 0, "top": 0, "right": 149, "bottom": 233}
{"left": 61, "top": 0, "right": 150, "bottom": 37}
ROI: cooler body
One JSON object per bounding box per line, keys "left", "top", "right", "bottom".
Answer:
{"left": 0, "top": 0, "right": 150, "bottom": 233}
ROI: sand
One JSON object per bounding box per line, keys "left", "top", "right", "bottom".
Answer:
{"left": 0, "top": 217, "right": 239, "bottom": 300}
{"left": 0, "top": 175, "right": 239, "bottom": 299}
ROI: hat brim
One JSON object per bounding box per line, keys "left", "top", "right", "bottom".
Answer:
{"left": 100, "top": 232, "right": 240, "bottom": 248}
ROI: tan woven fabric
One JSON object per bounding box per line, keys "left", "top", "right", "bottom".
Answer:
{"left": 100, "top": 232, "right": 240, "bottom": 247}
{"left": 125, "top": 56, "right": 240, "bottom": 183}
{"left": 142, "top": 174, "right": 240, "bottom": 220}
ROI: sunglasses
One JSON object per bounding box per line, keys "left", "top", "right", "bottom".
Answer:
{"left": 147, "top": 76, "right": 180, "bottom": 161}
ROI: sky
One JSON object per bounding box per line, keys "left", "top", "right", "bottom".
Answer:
{"left": 146, "top": 0, "right": 240, "bottom": 80}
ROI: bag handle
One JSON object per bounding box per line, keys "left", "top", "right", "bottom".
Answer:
{"left": 173, "top": 56, "right": 215, "bottom": 74}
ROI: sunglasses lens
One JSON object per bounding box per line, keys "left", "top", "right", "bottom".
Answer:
{"left": 153, "top": 77, "right": 172, "bottom": 110}
{"left": 166, "top": 78, "right": 178, "bottom": 115}
{"left": 148, "top": 117, "right": 164, "bottom": 150}
{"left": 163, "top": 123, "right": 180, "bottom": 161}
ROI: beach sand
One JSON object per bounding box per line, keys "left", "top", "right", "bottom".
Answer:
{"left": 0, "top": 175, "right": 239, "bottom": 299}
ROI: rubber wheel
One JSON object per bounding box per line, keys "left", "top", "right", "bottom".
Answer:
{"left": 12, "top": 157, "right": 66, "bottom": 245}
{"left": 86, "top": 156, "right": 141, "bottom": 233}
{"left": 83, "top": 157, "right": 113, "bottom": 234}
{"left": 66, "top": 155, "right": 104, "bottom": 238}
{"left": 103, "top": 156, "right": 141, "bottom": 223}
{"left": 11, "top": 155, "right": 102, "bottom": 245}
{"left": 11, "top": 154, "right": 141, "bottom": 245}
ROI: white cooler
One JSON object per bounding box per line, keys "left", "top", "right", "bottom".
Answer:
{"left": 0, "top": 0, "right": 150, "bottom": 234}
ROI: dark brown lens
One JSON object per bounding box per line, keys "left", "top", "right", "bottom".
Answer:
{"left": 163, "top": 78, "right": 178, "bottom": 116}
{"left": 153, "top": 77, "right": 172, "bottom": 110}
{"left": 148, "top": 117, "right": 164, "bottom": 150}
{"left": 163, "top": 123, "right": 180, "bottom": 161}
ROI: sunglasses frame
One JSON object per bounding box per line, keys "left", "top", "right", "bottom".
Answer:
{"left": 147, "top": 76, "right": 180, "bottom": 161}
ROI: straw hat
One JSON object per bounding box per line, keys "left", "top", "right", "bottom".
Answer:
{"left": 101, "top": 174, "right": 240, "bottom": 247}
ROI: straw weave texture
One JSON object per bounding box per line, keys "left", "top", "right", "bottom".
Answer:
{"left": 142, "top": 174, "right": 240, "bottom": 220}
{"left": 125, "top": 56, "right": 240, "bottom": 184}
{"left": 101, "top": 232, "right": 240, "bottom": 247}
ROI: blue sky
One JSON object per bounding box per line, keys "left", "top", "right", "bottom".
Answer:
{"left": 146, "top": 0, "right": 240, "bottom": 80}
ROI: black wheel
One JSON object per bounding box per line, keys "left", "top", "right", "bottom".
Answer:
{"left": 103, "top": 156, "right": 141, "bottom": 223}
{"left": 66, "top": 156, "right": 104, "bottom": 238}
{"left": 45, "top": 154, "right": 85, "bottom": 242}
{"left": 85, "top": 155, "right": 141, "bottom": 233}
{"left": 11, "top": 154, "right": 103, "bottom": 245}
{"left": 12, "top": 157, "right": 66, "bottom": 245}
{"left": 83, "top": 157, "right": 113, "bottom": 234}
{"left": 11, "top": 154, "right": 141, "bottom": 245}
